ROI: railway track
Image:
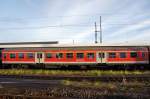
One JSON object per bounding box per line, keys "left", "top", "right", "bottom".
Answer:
{"left": 0, "top": 74, "right": 149, "bottom": 99}
{"left": 0, "top": 74, "right": 149, "bottom": 82}
{"left": 1, "top": 94, "right": 149, "bottom": 99}
{"left": 0, "top": 94, "right": 61, "bottom": 99}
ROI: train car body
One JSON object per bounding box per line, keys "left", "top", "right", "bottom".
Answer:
{"left": 0, "top": 43, "right": 149, "bottom": 69}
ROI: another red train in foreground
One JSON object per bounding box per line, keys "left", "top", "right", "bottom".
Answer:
{"left": 0, "top": 42, "right": 150, "bottom": 69}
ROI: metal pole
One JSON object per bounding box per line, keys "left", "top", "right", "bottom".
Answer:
{"left": 95, "top": 22, "right": 98, "bottom": 43}
{"left": 100, "top": 16, "right": 102, "bottom": 44}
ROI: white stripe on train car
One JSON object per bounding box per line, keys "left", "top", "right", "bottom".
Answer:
{"left": 107, "top": 61, "right": 149, "bottom": 64}
{"left": 2, "top": 61, "right": 35, "bottom": 64}
{"left": 2, "top": 61, "right": 149, "bottom": 64}
{"left": 2, "top": 61, "right": 97, "bottom": 64}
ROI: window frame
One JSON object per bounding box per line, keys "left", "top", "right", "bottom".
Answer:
{"left": 18, "top": 53, "right": 24, "bottom": 59}
{"left": 98, "top": 53, "right": 105, "bottom": 58}
{"left": 10, "top": 53, "right": 16, "bottom": 59}
{"left": 37, "top": 53, "right": 42, "bottom": 58}
{"left": 119, "top": 52, "right": 126, "bottom": 58}
{"left": 130, "top": 52, "right": 137, "bottom": 58}
{"left": 87, "top": 53, "right": 94, "bottom": 59}
{"left": 109, "top": 52, "right": 116, "bottom": 58}
{"left": 3, "top": 53, "right": 7, "bottom": 59}
{"left": 27, "top": 53, "right": 34, "bottom": 59}
{"left": 56, "top": 53, "right": 63, "bottom": 59}
{"left": 76, "top": 53, "right": 84, "bottom": 59}
{"left": 45, "top": 53, "right": 52, "bottom": 58}
{"left": 141, "top": 52, "right": 145, "bottom": 58}
{"left": 66, "top": 53, "right": 73, "bottom": 59}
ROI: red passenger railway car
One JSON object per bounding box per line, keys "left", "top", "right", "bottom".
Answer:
{"left": 0, "top": 42, "right": 150, "bottom": 69}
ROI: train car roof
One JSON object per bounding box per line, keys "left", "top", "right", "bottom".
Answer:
{"left": 0, "top": 42, "right": 150, "bottom": 48}
{"left": 0, "top": 41, "right": 58, "bottom": 45}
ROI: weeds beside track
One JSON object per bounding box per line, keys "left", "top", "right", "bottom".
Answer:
{"left": 0, "top": 69, "right": 148, "bottom": 76}
{"left": 0, "top": 74, "right": 150, "bottom": 82}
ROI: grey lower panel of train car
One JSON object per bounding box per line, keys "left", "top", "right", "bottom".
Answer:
{"left": 1, "top": 62, "right": 149, "bottom": 70}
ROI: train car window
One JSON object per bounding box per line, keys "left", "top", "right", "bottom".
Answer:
{"left": 66, "top": 53, "right": 73, "bottom": 58}
{"left": 3, "top": 53, "right": 6, "bottom": 59}
{"left": 77, "top": 53, "right": 84, "bottom": 59}
{"left": 99, "top": 53, "right": 105, "bottom": 58}
{"left": 27, "top": 53, "right": 34, "bottom": 58}
{"left": 109, "top": 53, "right": 116, "bottom": 58}
{"left": 37, "top": 53, "right": 42, "bottom": 58}
{"left": 87, "top": 53, "right": 94, "bottom": 59}
{"left": 46, "top": 53, "right": 52, "bottom": 58}
{"left": 10, "top": 53, "right": 16, "bottom": 59}
{"left": 130, "top": 52, "right": 137, "bottom": 58}
{"left": 120, "top": 52, "right": 126, "bottom": 58}
{"left": 142, "top": 52, "right": 145, "bottom": 58}
{"left": 56, "top": 53, "right": 63, "bottom": 59}
{"left": 40, "top": 53, "right": 42, "bottom": 58}
{"left": 18, "top": 53, "right": 24, "bottom": 58}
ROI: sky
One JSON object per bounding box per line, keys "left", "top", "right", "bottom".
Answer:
{"left": 0, "top": 0, "right": 150, "bottom": 44}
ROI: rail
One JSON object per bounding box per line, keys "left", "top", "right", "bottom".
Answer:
{"left": 0, "top": 74, "right": 149, "bottom": 82}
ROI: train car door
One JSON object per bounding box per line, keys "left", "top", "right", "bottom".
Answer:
{"left": 35, "top": 52, "right": 44, "bottom": 64}
{"left": 97, "top": 52, "right": 106, "bottom": 63}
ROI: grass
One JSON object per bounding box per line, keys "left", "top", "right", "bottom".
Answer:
{"left": 61, "top": 80, "right": 112, "bottom": 88}
{"left": 61, "top": 80, "right": 148, "bottom": 89}
{"left": 0, "top": 69, "right": 149, "bottom": 76}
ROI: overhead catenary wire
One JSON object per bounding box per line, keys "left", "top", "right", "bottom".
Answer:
{"left": 0, "top": 24, "right": 92, "bottom": 30}
{"left": 0, "top": 12, "right": 132, "bottom": 20}
{"left": 0, "top": 14, "right": 149, "bottom": 30}
{"left": 0, "top": 23, "right": 149, "bottom": 30}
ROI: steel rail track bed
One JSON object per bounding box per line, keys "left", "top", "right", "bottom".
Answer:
{"left": 0, "top": 74, "right": 150, "bottom": 82}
